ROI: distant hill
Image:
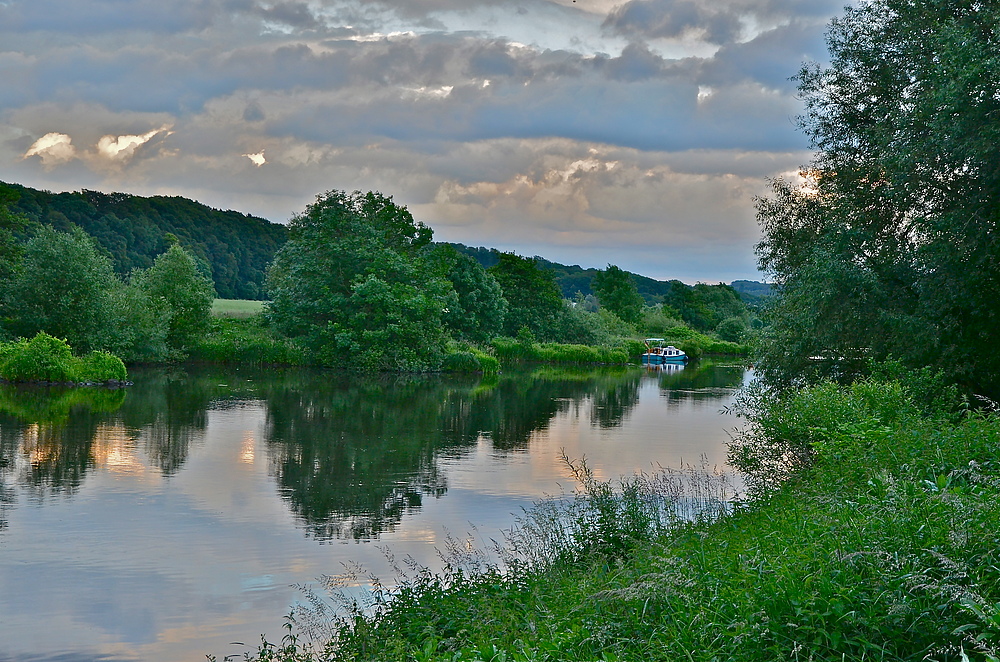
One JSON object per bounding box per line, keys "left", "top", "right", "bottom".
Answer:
{"left": 447, "top": 243, "right": 752, "bottom": 331}
{"left": 2, "top": 182, "right": 286, "bottom": 299}
{"left": 0, "top": 182, "right": 764, "bottom": 308}
{"left": 447, "top": 242, "right": 757, "bottom": 303}
{"left": 730, "top": 280, "right": 774, "bottom": 308}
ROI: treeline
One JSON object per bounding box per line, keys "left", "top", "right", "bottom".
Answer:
{"left": 262, "top": 190, "right": 753, "bottom": 371}
{"left": 450, "top": 242, "right": 760, "bottom": 333}
{"left": 0, "top": 182, "right": 286, "bottom": 299}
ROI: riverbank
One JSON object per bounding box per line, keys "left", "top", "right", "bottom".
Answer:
{"left": 242, "top": 372, "right": 1000, "bottom": 661}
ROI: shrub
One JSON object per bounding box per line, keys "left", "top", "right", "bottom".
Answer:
{"left": 0, "top": 333, "right": 128, "bottom": 383}
{"left": 0, "top": 333, "right": 78, "bottom": 382}
{"left": 78, "top": 351, "right": 128, "bottom": 382}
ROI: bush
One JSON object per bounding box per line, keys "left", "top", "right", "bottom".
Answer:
{"left": 78, "top": 351, "right": 128, "bottom": 382}
{"left": 0, "top": 333, "right": 78, "bottom": 382}
{"left": 441, "top": 351, "right": 481, "bottom": 373}
{"left": 0, "top": 332, "right": 128, "bottom": 383}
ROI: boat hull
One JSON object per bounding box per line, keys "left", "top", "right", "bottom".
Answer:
{"left": 641, "top": 353, "right": 687, "bottom": 365}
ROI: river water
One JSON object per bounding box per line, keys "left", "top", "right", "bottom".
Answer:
{"left": 0, "top": 362, "right": 746, "bottom": 662}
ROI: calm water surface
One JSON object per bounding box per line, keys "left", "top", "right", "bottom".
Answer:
{"left": 0, "top": 362, "right": 746, "bottom": 662}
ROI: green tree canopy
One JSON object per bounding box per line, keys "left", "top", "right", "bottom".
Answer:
{"left": 488, "top": 252, "right": 563, "bottom": 339}
{"left": 134, "top": 243, "right": 216, "bottom": 352}
{"left": 5, "top": 226, "right": 116, "bottom": 352}
{"left": 0, "top": 185, "right": 31, "bottom": 286}
{"left": 266, "top": 190, "right": 454, "bottom": 371}
{"left": 756, "top": 1, "right": 1000, "bottom": 394}
{"left": 430, "top": 245, "right": 507, "bottom": 344}
{"left": 592, "top": 264, "right": 645, "bottom": 325}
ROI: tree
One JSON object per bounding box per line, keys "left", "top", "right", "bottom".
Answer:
{"left": 756, "top": 1, "right": 1000, "bottom": 394}
{"left": 488, "top": 252, "right": 563, "bottom": 339}
{"left": 266, "top": 190, "right": 454, "bottom": 371}
{"left": 5, "top": 226, "right": 116, "bottom": 352}
{"left": 430, "top": 245, "right": 507, "bottom": 344}
{"left": 592, "top": 264, "right": 644, "bottom": 325}
{"left": 133, "top": 243, "right": 215, "bottom": 352}
{"left": 0, "top": 185, "right": 31, "bottom": 286}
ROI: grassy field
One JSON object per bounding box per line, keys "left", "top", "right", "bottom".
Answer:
{"left": 211, "top": 299, "right": 266, "bottom": 318}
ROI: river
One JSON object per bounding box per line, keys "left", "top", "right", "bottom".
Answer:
{"left": 0, "top": 361, "right": 746, "bottom": 661}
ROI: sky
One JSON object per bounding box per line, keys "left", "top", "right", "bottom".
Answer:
{"left": 0, "top": 0, "right": 847, "bottom": 283}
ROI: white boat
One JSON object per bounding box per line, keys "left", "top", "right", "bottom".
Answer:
{"left": 641, "top": 338, "right": 687, "bottom": 365}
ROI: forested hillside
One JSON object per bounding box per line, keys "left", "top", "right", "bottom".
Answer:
{"left": 448, "top": 243, "right": 754, "bottom": 332}
{"left": 1, "top": 182, "right": 286, "bottom": 299}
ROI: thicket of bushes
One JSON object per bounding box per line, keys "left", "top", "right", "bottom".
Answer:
{"left": 0, "top": 333, "right": 127, "bottom": 384}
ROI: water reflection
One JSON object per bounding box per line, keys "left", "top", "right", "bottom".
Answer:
{"left": 258, "top": 367, "right": 644, "bottom": 539}
{"left": 0, "top": 363, "right": 739, "bottom": 542}
{"left": 654, "top": 360, "right": 747, "bottom": 401}
{"left": 0, "top": 362, "right": 747, "bottom": 662}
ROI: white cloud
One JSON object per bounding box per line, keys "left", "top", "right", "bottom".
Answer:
{"left": 23, "top": 132, "right": 77, "bottom": 168}
{"left": 244, "top": 150, "right": 266, "bottom": 166}
{"left": 95, "top": 125, "right": 171, "bottom": 162}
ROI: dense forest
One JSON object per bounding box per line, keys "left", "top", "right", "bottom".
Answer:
{"left": 0, "top": 182, "right": 286, "bottom": 300}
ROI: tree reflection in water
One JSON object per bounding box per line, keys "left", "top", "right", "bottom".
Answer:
{"left": 259, "top": 366, "right": 642, "bottom": 540}
{"left": 0, "top": 363, "right": 702, "bottom": 541}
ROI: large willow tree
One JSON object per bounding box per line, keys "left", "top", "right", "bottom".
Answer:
{"left": 757, "top": 0, "right": 1000, "bottom": 394}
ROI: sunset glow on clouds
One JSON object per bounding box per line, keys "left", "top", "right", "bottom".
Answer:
{"left": 0, "top": 0, "right": 848, "bottom": 281}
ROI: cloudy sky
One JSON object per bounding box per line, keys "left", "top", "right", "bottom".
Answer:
{"left": 0, "top": 0, "right": 847, "bottom": 283}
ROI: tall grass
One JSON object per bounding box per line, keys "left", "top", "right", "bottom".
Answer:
{"left": 212, "top": 298, "right": 267, "bottom": 318}
{"left": 189, "top": 316, "right": 306, "bottom": 366}
{"left": 235, "top": 367, "right": 1000, "bottom": 662}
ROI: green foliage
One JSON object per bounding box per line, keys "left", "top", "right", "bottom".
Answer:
{"left": 715, "top": 316, "right": 747, "bottom": 343}
{"left": 0, "top": 184, "right": 32, "bottom": 285}
{"left": 431, "top": 245, "right": 507, "bottom": 344}
{"left": 488, "top": 252, "right": 564, "bottom": 340}
{"left": 0, "top": 333, "right": 127, "bottom": 383}
{"left": 188, "top": 316, "right": 306, "bottom": 366}
{"left": 441, "top": 343, "right": 501, "bottom": 374}
{"left": 490, "top": 335, "right": 631, "bottom": 365}
{"left": 639, "top": 304, "right": 684, "bottom": 337}
{"left": 554, "top": 302, "right": 637, "bottom": 346}
{"left": 5, "top": 226, "right": 116, "bottom": 352}
{"left": 592, "top": 264, "right": 645, "bottom": 325}
{"left": 266, "top": 190, "right": 452, "bottom": 371}
{"left": 3, "top": 181, "right": 285, "bottom": 299}
{"left": 756, "top": 1, "right": 1000, "bottom": 396}
{"left": 134, "top": 243, "right": 216, "bottom": 352}
{"left": 78, "top": 351, "right": 128, "bottom": 382}
{"left": 103, "top": 280, "right": 170, "bottom": 363}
